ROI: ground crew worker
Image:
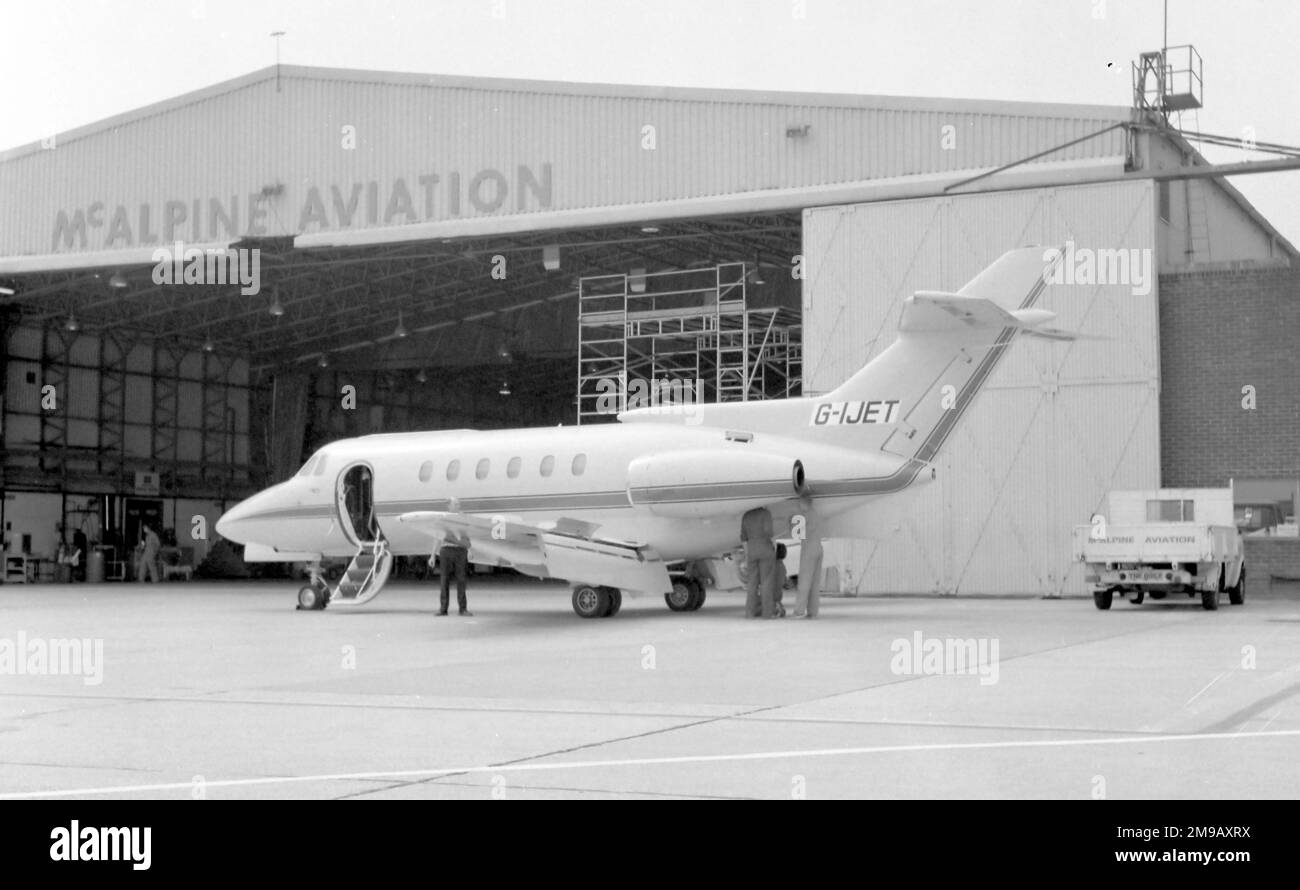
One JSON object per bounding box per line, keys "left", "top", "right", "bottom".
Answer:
{"left": 792, "top": 497, "right": 823, "bottom": 618}
{"left": 136, "top": 523, "right": 161, "bottom": 583}
{"left": 740, "top": 506, "right": 780, "bottom": 618}
{"left": 436, "top": 532, "right": 472, "bottom": 616}
{"left": 773, "top": 542, "right": 789, "bottom": 617}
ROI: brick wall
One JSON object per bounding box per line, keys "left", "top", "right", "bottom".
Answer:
{"left": 1159, "top": 264, "right": 1300, "bottom": 485}
{"left": 1160, "top": 264, "right": 1300, "bottom": 580}
{"left": 1243, "top": 537, "right": 1300, "bottom": 584}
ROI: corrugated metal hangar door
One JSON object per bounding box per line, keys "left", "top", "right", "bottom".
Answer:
{"left": 802, "top": 181, "right": 1160, "bottom": 595}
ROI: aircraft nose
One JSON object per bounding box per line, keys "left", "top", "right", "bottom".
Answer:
{"left": 215, "top": 498, "right": 254, "bottom": 542}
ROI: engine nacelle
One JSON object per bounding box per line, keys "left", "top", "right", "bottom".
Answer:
{"left": 627, "top": 449, "right": 806, "bottom": 518}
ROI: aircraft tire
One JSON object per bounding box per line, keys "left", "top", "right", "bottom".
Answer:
{"left": 297, "top": 585, "right": 327, "bottom": 611}
{"left": 602, "top": 587, "right": 623, "bottom": 617}
{"left": 1130, "top": 591, "right": 1145, "bottom": 605}
{"left": 685, "top": 579, "right": 706, "bottom": 611}
{"left": 665, "top": 579, "right": 694, "bottom": 612}
{"left": 572, "top": 585, "right": 607, "bottom": 619}
{"left": 1093, "top": 589, "right": 1112, "bottom": 610}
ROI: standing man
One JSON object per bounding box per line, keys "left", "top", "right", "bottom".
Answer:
{"left": 740, "top": 506, "right": 780, "bottom": 618}
{"left": 773, "top": 543, "right": 789, "bottom": 618}
{"left": 793, "top": 497, "right": 823, "bottom": 618}
{"left": 136, "top": 523, "right": 161, "bottom": 583}
{"left": 436, "top": 531, "right": 472, "bottom": 616}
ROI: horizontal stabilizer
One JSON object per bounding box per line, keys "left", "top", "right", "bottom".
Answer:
{"left": 1018, "top": 326, "right": 1107, "bottom": 342}
{"left": 902, "top": 291, "right": 1061, "bottom": 333}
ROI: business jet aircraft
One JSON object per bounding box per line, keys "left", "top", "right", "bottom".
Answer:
{"left": 216, "top": 246, "right": 1069, "bottom": 617}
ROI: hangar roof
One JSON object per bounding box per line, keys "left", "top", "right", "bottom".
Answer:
{"left": 0, "top": 64, "right": 1134, "bottom": 263}
{"left": 0, "top": 66, "right": 1285, "bottom": 370}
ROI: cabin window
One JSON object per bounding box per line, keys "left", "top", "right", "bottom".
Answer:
{"left": 312, "top": 456, "right": 328, "bottom": 476}
{"left": 418, "top": 461, "right": 434, "bottom": 482}
{"left": 446, "top": 459, "right": 460, "bottom": 481}
{"left": 540, "top": 455, "right": 555, "bottom": 477}
{"left": 297, "top": 455, "right": 318, "bottom": 477}
{"left": 476, "top": 458, "right": 491, "bottom": 479}
{"left": 1146, "top": 499, "right": 1194, "bottom": 522}
{"left": 507, "top": 456, "right": 521, "bottom": 478}
{"left": 572, "top": 453, "right": 588, "bottom": 476}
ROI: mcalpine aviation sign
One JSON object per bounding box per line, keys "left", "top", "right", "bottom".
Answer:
{"left": 50, "top": 164, "right": 553, "bottom": 251}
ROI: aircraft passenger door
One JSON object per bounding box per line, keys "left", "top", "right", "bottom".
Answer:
{"left": 337, "top": 463, "right": 381, "bottom": 545}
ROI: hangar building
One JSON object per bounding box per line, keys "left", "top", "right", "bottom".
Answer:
{"left": 1, "top": 64, "right": 1296, "bottom": 592}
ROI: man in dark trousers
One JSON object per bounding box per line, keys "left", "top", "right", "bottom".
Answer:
{"left": 740, "top": 506, "right": 781, "bottom": 618}
{"left": 436, "top": 532, "right": 472, "bottom": 616}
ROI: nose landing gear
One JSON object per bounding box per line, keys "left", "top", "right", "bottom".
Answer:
{"left": 297, "top": 563, "right": 331, "bottom": 611}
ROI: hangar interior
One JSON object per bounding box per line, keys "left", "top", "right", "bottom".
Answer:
{"left": 1, "top": 63, "right": 1296, "bottom": 592}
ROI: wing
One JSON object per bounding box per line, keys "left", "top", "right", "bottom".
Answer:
{"left": 396, "top": 510, "right": 602, "bottom": 545}
{"left": 397, "top": 510, "right": 670, "bottom": 594}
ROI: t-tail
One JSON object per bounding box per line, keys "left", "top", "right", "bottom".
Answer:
{"left": 621, "top": 246, "right": 1070, "bottom": 472}
{"left": 806, "top": 245, "right": 1067, "bottom": 462}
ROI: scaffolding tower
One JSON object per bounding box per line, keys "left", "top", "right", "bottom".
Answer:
{"left": 577, "top": 262, "right": 801, "bottom": 424}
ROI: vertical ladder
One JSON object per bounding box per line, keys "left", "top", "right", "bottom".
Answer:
{"left": 1179, "top": 108, "right": 1211, "bottom": 264}
{"left": 1185, "top": 177, "right": 1211, "bottom": 263}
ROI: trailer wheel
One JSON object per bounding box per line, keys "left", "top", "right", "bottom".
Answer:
{"left": 1093, "top": 589, "right": 1113, "bottom": 610}
{"left": 1228, "top": 565, "right": 1245, "bottom": 605}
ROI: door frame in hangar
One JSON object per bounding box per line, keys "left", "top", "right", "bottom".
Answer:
{"left": 802, "top": 181, "right": 1161, "bottom": 596}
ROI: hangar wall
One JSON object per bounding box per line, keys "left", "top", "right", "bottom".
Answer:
{"left": 802, "top": 181, "right": 1161, "bottom": 595}
{"left": 1, "top": 323, "right": 252, "bottom": 495}
{"left": 1159, "top": 264, "right": 1300, "bottom": 486}
{"left": 1158, "top": 263, "right": 1300, "bottom": 581}
{"left": 1145, "top": 135, "right": 1291, "bottom": 271}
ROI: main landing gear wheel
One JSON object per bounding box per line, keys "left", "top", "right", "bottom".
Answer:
{"left": 572, "top": 584, "right": 609, "bottom": 619}
{"left": 1228, "top": 565, "right": 1246, "bottom": 606}
{"left": 686, "top": 580, "right": 705, "bottom": 611}
{"left": 297, "top": 584, "right": 328, "bottom": 611}
{"left": 665, "top": 578, "right": 705, "bottom": 612}
{"left": 602, "top": 587, "right": 623, "bottom": 617}
{"left": 1093, "top": 589, "right": 1113, "bottom": 610}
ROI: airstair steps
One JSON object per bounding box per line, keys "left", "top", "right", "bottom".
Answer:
{"left": 330, "top": 540, "right": 392, "bottom": 605}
